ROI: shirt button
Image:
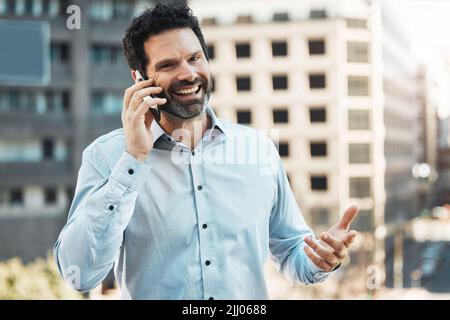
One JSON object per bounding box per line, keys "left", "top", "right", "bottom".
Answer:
{"left": 202, "top": 224, "right": 207, "bottom": 229}
{"left": 128, "top": 169, "right": 134, "bottom": 175}
{"left": 197, "top": 185, "right": 203, "bottom": 191}
{"left": 192, "top": 151, "right": 195, "bottom": 156}
{"left": 208, "top": 297, "right": 214, "bottom": 300}
{"left": 205, "top": 260, "right": 211, "bottom": 266}
{"left": 108, "top": 205, "right": 114, "bottom": 211}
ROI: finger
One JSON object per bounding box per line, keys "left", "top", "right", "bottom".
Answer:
{"left": 320, "top": 233, "right": 346, "bottom": 258}
{"left": 337, "top": 206, "right": 359, "bottom": 230}
{"left": 144, "top": 107, "right": 155, "bottom": 129}
{"left": 130, "top": 102, "right": 152, "bottom": 124}
{"left": 129, "top": 87, "right": 164, "bottom": 112}
{"left": 304, "top": 237, "right": 339, "bottom": 267}
{"left": 304, "top": 246, "right": 333, "bottom": 272}
{"left": 123, "top": 78, "right": 155, "bottom": 111}
{"left": 343, "top": 230, "right": 357, "bottom": 247}
{"left": 131, "top": 98, "right": 165, "bottom": 122}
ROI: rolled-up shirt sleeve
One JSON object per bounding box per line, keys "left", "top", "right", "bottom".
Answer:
{"left": 268, "top": 155, "right": 336, "bottom": 285}
{"left": 53, "top": 146, "right": 151, "bottom": 292}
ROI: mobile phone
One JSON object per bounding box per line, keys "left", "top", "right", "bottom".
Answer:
{"left": 135, "top": 69, "right": 161, "bottom": 122}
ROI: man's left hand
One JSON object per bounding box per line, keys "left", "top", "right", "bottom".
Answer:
{"left": 304, "top": 206, "right": 359, "bottom": 272}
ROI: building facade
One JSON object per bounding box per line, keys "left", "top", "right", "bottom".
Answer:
{"left": 0, "top": 0, "right": 166, "bottom": 262}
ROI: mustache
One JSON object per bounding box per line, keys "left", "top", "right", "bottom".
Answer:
{"left": 169, "top": 77, "right": 208, "bottom": 92}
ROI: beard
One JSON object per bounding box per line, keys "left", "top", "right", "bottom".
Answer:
{"left": 157, "top": 75, "right": 212, "bottom": 120}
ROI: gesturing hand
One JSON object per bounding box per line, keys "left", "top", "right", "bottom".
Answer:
{"left": 304, "top": 206, "right": 359, "bottom": 272}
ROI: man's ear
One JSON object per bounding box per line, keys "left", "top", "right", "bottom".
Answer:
{"left": 131, "top": 69, "right": 138, "bottom": 83}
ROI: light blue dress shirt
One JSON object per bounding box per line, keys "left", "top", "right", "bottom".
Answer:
{"left": 54, "top": 106, "right": 334, "bottom": 299}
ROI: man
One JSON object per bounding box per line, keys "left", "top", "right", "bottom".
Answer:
{"left": 54, "top": 2, "right": 358, "bottom": 299}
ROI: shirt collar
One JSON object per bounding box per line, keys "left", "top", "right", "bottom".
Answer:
{"left": 150, "top": 105, "right": 229, "bottom": 144}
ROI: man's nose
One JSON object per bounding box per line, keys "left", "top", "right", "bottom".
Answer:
{"left": 176, "top": 60, "right": 197, "bottom": 82}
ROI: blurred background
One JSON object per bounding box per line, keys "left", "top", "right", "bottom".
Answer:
{"left": 0, "top": 0, "right": 449, "bottom": 299}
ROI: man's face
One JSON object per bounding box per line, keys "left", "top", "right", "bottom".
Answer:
{"left": 143, "top": 28, "right": 212, "bottom": 119}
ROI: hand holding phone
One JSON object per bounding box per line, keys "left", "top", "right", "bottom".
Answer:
{"left": 135, "top": 69, "right": 162, "bottom": 122}
{"left": 122, "top": 71, "right": 167, "bottom": 162}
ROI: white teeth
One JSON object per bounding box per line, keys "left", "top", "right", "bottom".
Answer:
{"left": 175, "top": 85, "right": 199, "bottom": 95}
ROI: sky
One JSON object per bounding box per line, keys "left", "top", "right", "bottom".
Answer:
{"left": 409, "top": 0, "right": 450, "bottom": 118}
{"left": 410, "top": 0, "right": 450, "bottom": 62}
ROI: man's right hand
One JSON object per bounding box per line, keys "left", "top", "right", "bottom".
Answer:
{"left": 122, "top": 78, "right": 167, "bottom": 162}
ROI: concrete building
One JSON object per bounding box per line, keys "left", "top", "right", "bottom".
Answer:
{"left": 0, "top": 0, "right": 166, "bottom": 262}
{"left": 415, "top": 62, "right": 448, "bottom": 210}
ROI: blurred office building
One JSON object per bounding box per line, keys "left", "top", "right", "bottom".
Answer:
{"left": 0, "top": 0, "right": 172, "bottom": 262}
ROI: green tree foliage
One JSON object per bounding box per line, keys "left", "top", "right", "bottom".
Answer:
{"left": 0, "top": 253, "right": 83, "bottom": 299}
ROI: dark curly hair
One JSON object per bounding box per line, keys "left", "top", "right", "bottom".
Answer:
{"left": 122, "top": 1, "right": 209, "bottom": 78}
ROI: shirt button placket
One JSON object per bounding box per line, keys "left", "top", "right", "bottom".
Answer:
{"left": 191, "top": 148, "right": 214, "bottom": 300}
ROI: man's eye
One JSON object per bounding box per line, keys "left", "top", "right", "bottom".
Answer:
{"left": 191, "top": 55, "right": 201, "bottom": 61}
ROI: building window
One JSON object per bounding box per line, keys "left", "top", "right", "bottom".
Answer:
{"left": 42, "top": 138, "right": 54, "bottom": 160}
{"left": 91, "top": 92, "right": 122, "bottom": 114}
{"left": 273, "top": 108, "right": 289, "bottom": 124}
{"left": 310, "top": 142, "right": 327, "bottom": 157}
{"left": 1, "top": 0, "right": 15, "bottom": 15}
{"left": 272, "top": 41, "right": 288, "bottom": 57}
{"left": 348, "top": 110, "right": 370, "bottom": 130}
{"left": 23, "top": 0, "right": 33, "bottom": 15}
{"left": 309, "top": 107, "right": 326, "bottom": 123}
{"left": 310, "top": 9, "right": 327, "bottom": 19}
{"left": 348, "top": 76, "right": 369, "bottom": 96}
{"left": 308, "top": 39, "right": 325, "bottom": 55}
{"left": 346, "top": 18, "right": 367, "bottom": 29}
{"left": 89, "top": 0, "right": 116, "bottom": 21}
{"left": 349, "top": 177, "right": 371, "bottom": 198}
{"left": 50, "top": 43, "right": 70, "bottom": 63}
{"left": 309, "top": 73, "right": 326, "bottom": 89}
{"left": 62, "top": 92, "right": 70, "bottom": 113}
{"left": 207, "top": 43, "right": 215, "bottom": 60}
{"left": 235, "top": 43, "right": 251, "bottom": 58}
{"left": 0, "top": 91, "right": 39, "bottom": 112}
{"left": 45, "top": 187, "right": 57, "bottom": 205}
{"left": 111, "top": 0, "right": 132, "bottom": 20}
{"left": 277, "top": 142, "right": 289, "bottom": 157}
{"left": 349, "top": 143, "right": 371, "bottom": 164}
{"left": 310, "top": 208, "right": 330, "bottom": 227}
{"left": 58, "top": 0, "right": 71, "bottom": 16}
{"left": 273, "top": 12, "right": 289, "bottom": 21}
{"left": 10, "top": 188, "right": 23, "bottom": 206}
{"left": 202, "top": 17, "right": 217, "bottom": 25}
{"left": 311, "top": 175, "right": 328, "bottom": 191}
{"left": 236, "top": 15, "right": 253, "bottom": 24}
{"left": 236, "top": 76, "right": 251, "bottom": 91}
{"left": 236, "top": 109, "right": 251, "bottom": 124}
{"left": 272, "top": 75, "right": 288, "bottom": 90}
{"left": 89, "top": 1, "right": 111, "bottom": 21}
{"left": 353, "top": 209, "right": 373, "bottom": 231}
{"left": 41, "top": 0, "right": 51, "bottom": 16}
{"left": 45, "top": 91, "right": 70, "bottom": 114}
{"left": 91, "top": 45, "right": 121, "bottom": 64}
{"left": 347, "top": 42, "right": 369, "bottom": 63}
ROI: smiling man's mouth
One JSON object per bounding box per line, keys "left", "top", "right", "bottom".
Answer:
{"left": 171, "top": 84, "right": 202, "bottom": 99}
{"left": 171, "top": 84, "right": 202, "bottom": 102}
